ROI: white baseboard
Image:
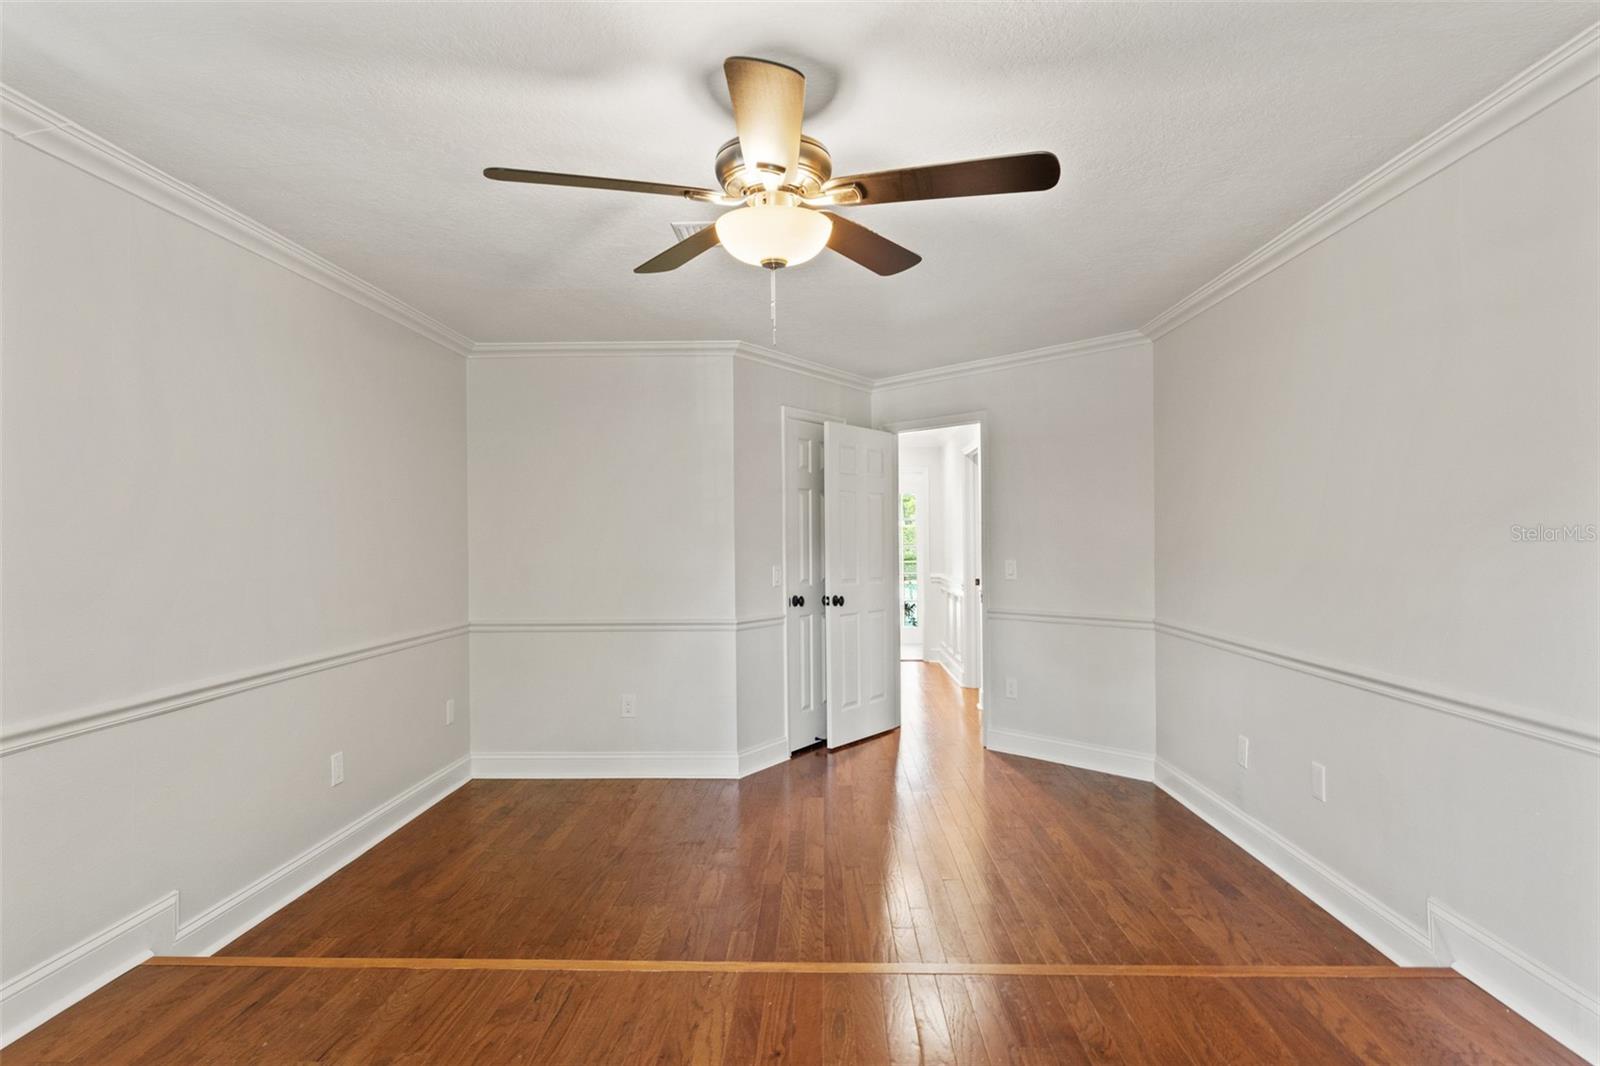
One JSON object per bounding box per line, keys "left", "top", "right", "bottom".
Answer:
{"left": 471, "top": 750, "right": 739, "bottom": 779}
{"left": 1153, "top": 757, "right": 1600, "bottom": 1060}
{"left": 0, "top": 754, "right": 470, "bottom": 1047}
{"left": 170, "top": 756, "right": 471, "bottom": 956}
{"left": 1428, "top": 899, "right": 1599, "bottom": 1062}
{"left": 737, "top": 737, "right": 791, "bottom": 778}
{"left": 933, "top": 648, "right": 971, "bottom": 689}
{"left": 1153, "top": 758, "right": 1435, "bottom": 966}
{"left": 0, "top": 893, "right": 177, "bottom": 1046}
{"left": 987, "top": 727, "right": 1155, "bottom": 782}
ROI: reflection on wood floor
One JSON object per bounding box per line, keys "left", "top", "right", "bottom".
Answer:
{"left": 6, "top": 664, "right": 1577, "bottom": 1063}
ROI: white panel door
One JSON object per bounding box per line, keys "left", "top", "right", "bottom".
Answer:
{"left": 824, "top": 422, "right": 900, "bottom": 748}
{"left": 785, "top": 416, "right": 827, "bottom": 750}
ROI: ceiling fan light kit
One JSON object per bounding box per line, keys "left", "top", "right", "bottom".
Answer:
{"left": 715, "top": 191, "right": 833, "bottom": 269}
{"left": 484, "top": 54, "right": 1060, "bottom": 279}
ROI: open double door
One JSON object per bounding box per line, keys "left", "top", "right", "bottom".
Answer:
{"left": 785, "top": 418, "right": 901, "bottom": 751}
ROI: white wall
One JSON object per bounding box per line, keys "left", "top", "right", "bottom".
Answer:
{"left": 1, "top": 132, "right": 468, "bottom": 1036}
{"left": 1153, "top": 80, "right": 1598, "bottom": 1053}
{"left": 467, "top": 353, "right": 737, "bottom": 770}
{"left": 466, "top": 350, "right": 869, "bottom": 773}
{"left": 872, "top": 345, "right": 1157, "bottom": 778}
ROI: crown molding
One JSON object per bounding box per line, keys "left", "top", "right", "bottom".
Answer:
{"left": 1141, "top": 23, "right": 1600, "bottom": 340}
{"left": 871, "top": 331, "right": 1151, "bottom": 391}
{"left": 468, "top": 339, "right": 736, "bottom": 359}
{"left": 0, "top": 85, "right": 474, "bottom": 358}
{"left": 471, "top": 332, "right": 1152, "bottom": 393}
{"left": 731, "top": 339, "right": 875, "bottom": 391}
{"left": 468, "top": 338, "right": 874, "bottom": 391}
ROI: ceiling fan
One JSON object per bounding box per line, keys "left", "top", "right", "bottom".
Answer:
{"left": 484, "top": 56, "right": 1060, "bottom": 276}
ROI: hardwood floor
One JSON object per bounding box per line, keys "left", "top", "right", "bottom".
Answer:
{"left": 7, "top": 664, "right": 1577, "bottom": 1063}
{"left": 10, "top": 964, "right": 1573, "bottom": 1064}
{"left": 222, "top": 667, "right": 1381, "bottom": 966}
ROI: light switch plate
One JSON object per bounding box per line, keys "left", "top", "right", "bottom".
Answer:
{"left": 1236, "top": 735, "right": 1250, "bottom": 768}
{"left": 330, "top": 751, "right": 345, "bottom": 787}
{"left": 1004, "top": 559, "right": 1018, "bottom": 579}
{"left": 1311, "top": 761, "right": 1327, "bottom": 801}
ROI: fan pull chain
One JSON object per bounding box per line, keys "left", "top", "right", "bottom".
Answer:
{"left": 769, "top": 268, "right": 778, "bottom": 347}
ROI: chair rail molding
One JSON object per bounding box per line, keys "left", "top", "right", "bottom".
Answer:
{"left": 1155, "top": 620, "right": 1599, "bottom": 754}
{"left": 0, "top": 624, "right": 470, "bottom": 757}
{"left": 989, "top": 608, "right": 1156, "bottom": 631}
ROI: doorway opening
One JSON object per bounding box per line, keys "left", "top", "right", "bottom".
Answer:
{"left": 779, "top": 411, "right": 980, "bottom": 756}
{"left": 894, "top": 421, "right": 984, "bottom": 722}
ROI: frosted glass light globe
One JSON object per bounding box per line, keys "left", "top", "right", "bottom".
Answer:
{"left": 715, "top": 203, "right": 832, "bottom": 269}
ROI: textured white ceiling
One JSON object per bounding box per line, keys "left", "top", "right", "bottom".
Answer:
{"left": 3, "top": 2, "right": 1594, "bottom": 377}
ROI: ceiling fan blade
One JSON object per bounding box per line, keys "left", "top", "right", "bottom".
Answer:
{"left": 824, "top": 152, "right": 1060, "bottom": 205}
{"left": 484, "top": 167, "right": 717, "bottom": 200}
{"left": 634, "top": 225, "right": 721, "bottom": 274}
{"left": 724, "top": 56, "right": 805, "bottom": 185}
{"left": 822, "top": 212, "right": 921, "bottom": 276}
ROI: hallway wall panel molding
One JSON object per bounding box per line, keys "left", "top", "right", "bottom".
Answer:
{"left": 1155, "top": 620, "right": 1600, "bottom": 754}
{"left": 0, "top": 626, "right": 470, "bottom": 757}
{"left": 1141, "top": 24, "right": 1600, "bottom": 339}
{"left": 0, "top": 86, "right": 473, "bottom": 357}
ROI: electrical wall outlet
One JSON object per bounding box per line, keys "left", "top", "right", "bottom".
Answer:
{"left": 1236, "top": 735, "right": 1250, "bottom": 768}
{"left": 771, "top": 565, "right": 782, "bottom": 588}
{"left": 330, "top": 751, "right": 345, "bottom": 787}
{"left": 1311, "top": 761, "right": 1327, "bottom": 802}
{"left": 1004, "top": 559, "right": 1018, "bottom": 579}
{"left": 1004, "top": 677, "right": 1018, "bottom": 699}
{"left": 621, "top": 693, "right": 637, "bottom": 718}
{"left": 445, "top": 698, "right": 455, "bottom": 726}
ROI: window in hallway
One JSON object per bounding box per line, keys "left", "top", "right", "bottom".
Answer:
{"left": 901, "top": 491, "right": 920, "bottom": 630}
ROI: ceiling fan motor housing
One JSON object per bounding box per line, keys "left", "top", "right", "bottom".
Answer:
{"left": 716, "top": 135, "right": 833, "bottom": 198}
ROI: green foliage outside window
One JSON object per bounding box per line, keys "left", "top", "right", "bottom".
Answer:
{"left": 901, "top": 493, "right": 919, "bottom": 627}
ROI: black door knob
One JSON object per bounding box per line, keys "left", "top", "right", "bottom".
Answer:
{"left": 832, "top": 595, "right": 844, "bottom": 607}
{"left": 790, "top": 594, "right": 804, "bottom": 607}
